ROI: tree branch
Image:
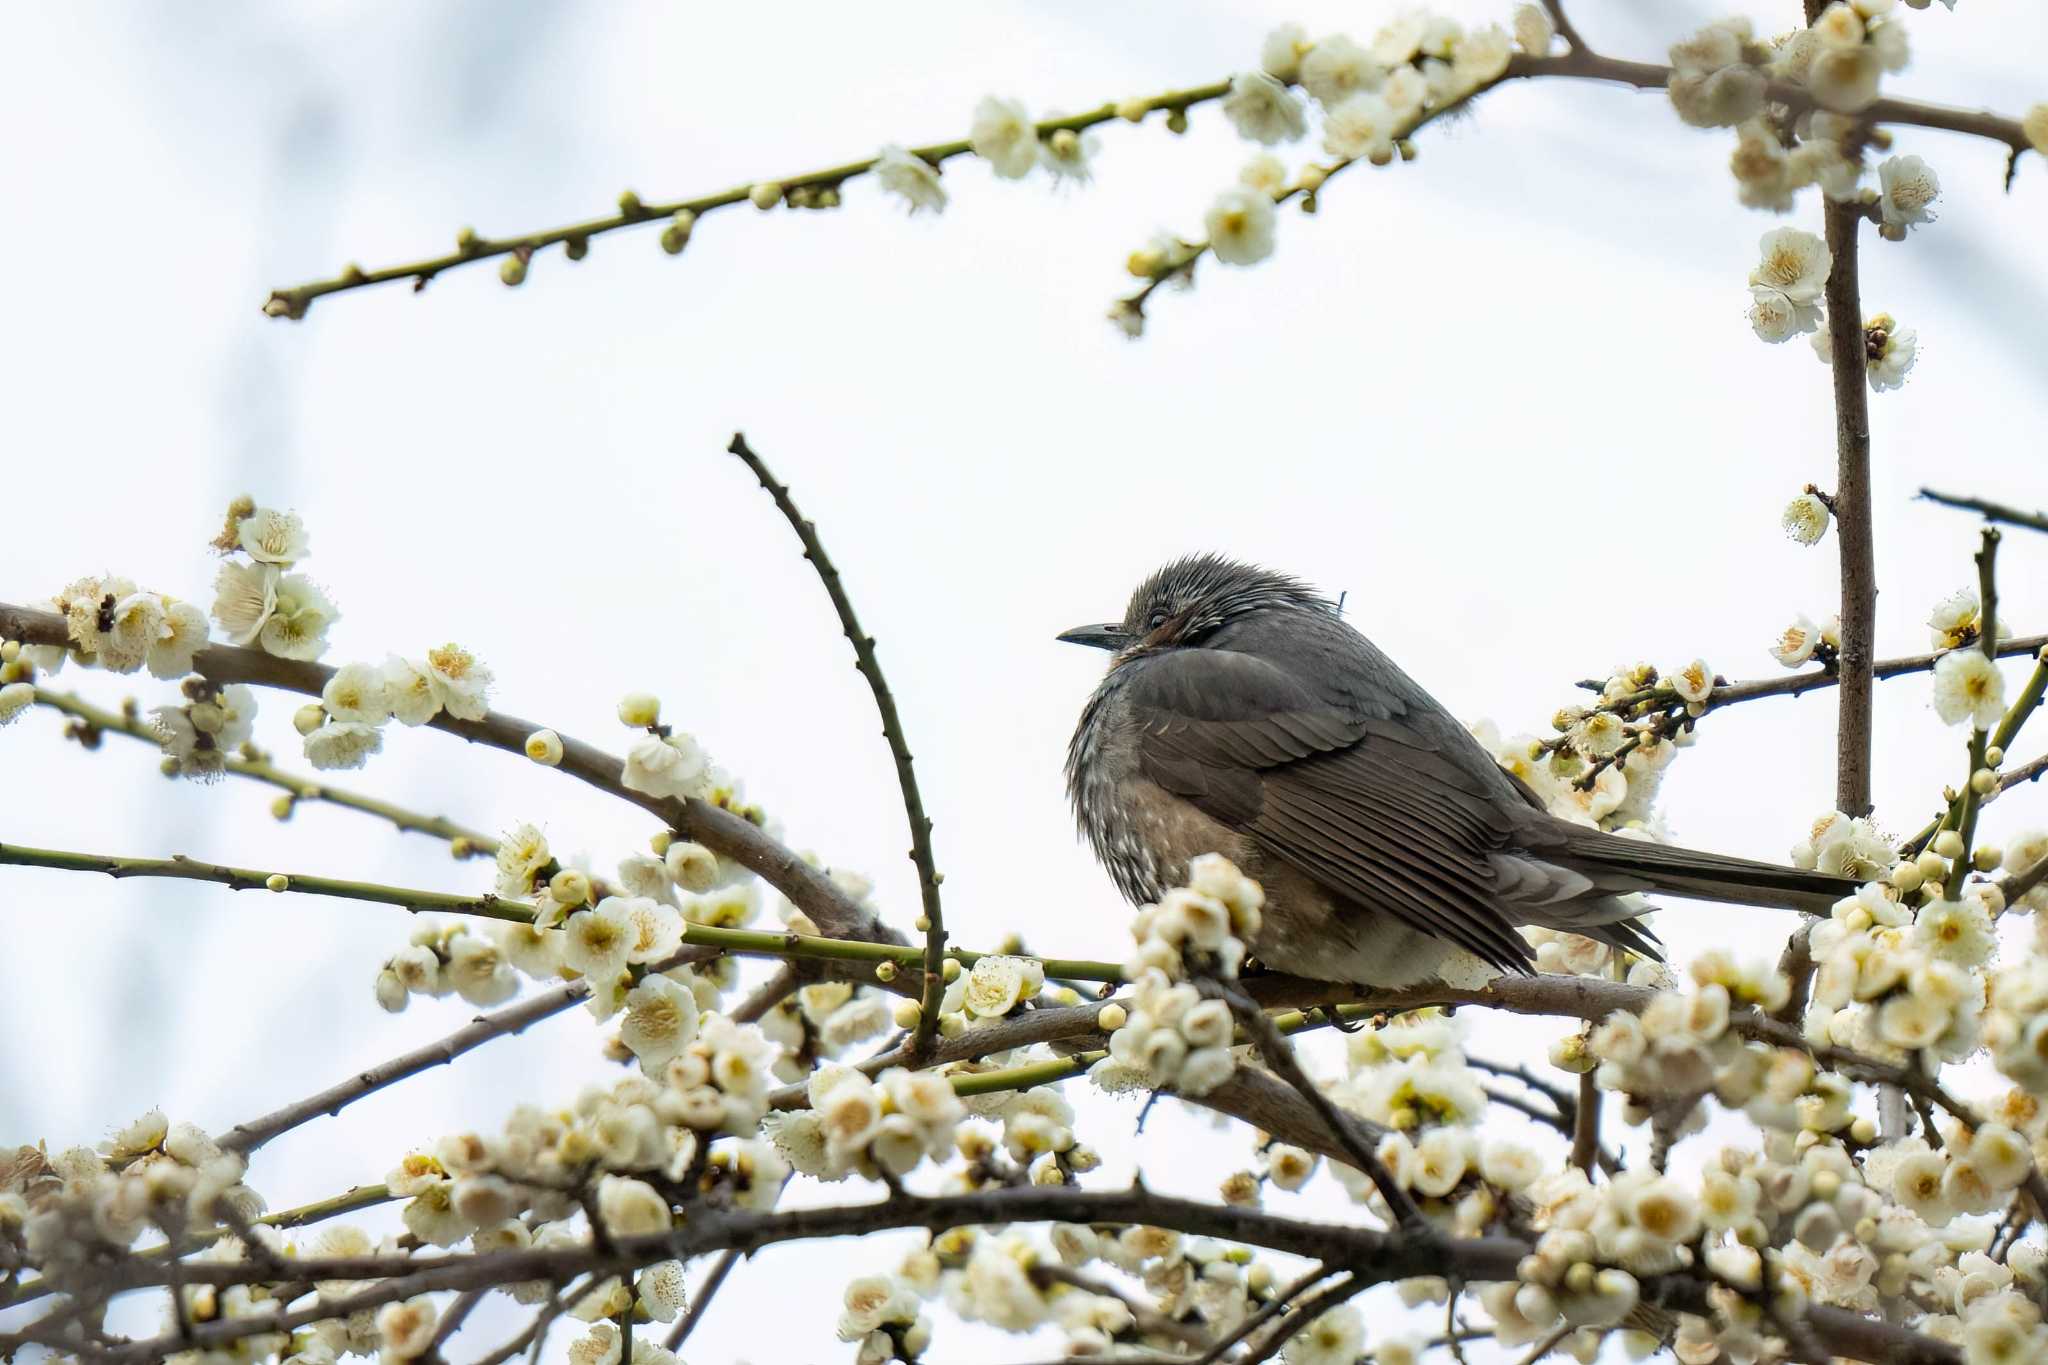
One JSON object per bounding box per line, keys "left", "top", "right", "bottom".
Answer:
{"left": 0, "top": 602, "right": 897, "bottom": 951}
{"left": 1944, "top": 528, "right": 2001, "bottom": 896}
{"left": 212, "top": 944, "right": 717, "bottom": 1156}
{"left": 1920, "top": 488, "right": 2048, "bottom": 537}
{"left": 727, "top": 432, "right": 949, "bottom": 1061}
{"left": 260, "top": 37, "right": 2034, "bottom": 322}
{"left": 30, "top": 686, "right": 497, "bottom": 853}
{"left": 1819, "top": 199, "right": 1876, "bottom": 817}
{"left": 663, "top": 1249, "right": 739, "bottom": 1352}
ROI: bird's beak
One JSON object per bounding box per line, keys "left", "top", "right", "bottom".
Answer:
{"left": 1057, "top": 622, "right": 1128, "bottom": 651}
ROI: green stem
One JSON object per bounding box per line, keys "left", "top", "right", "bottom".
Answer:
{"left": 264, "top": 83, "right": 1230, "bottom": 318}
{"left": 1946, "top": 529, "right": 2001, "bottom": 897}
{"left": 0, "top": 840, "right": 1127, "bottom": 981}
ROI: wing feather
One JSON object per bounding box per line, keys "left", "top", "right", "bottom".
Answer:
{"left": 1120, "top": 647, "right": 1537, "bottom": 974}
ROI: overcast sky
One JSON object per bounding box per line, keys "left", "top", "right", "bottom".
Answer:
{"left": 3, "top": 2, "right": 2046, "bottom": 1361}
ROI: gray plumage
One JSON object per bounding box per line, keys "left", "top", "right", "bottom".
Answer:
{"left": 1061, "top": 555, "right": 1856, "bottom": 988}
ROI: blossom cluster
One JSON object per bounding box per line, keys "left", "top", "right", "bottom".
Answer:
{"left": 1088, "top": 855, "right": 1264, "bottom": 1096}
{"left": 1671, "top": 6, "right": 1929, "bottom": 214}
{"left": 1110, "top": 7, "right": 1543, "bottom": 335}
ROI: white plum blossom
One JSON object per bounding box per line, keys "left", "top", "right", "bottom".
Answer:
{"left": 1280, "top": 1302, "right": 1363, "bottom": 1365}
{"left": 1808, "top": 42, "right": 1881, "bottom": 111}
{"left": 1512, "top": 4, "right": 1554, "bottom": 55}
{"left": 1751, "top": 228, "right": 1831, "bottom": 302}
{"left": 1239, "top": 154, "right": 1287, "bottom": 195}
{"left": 1321, "top": 92, "right": 1397, "bottom": 162}
{"left": 969, "top": 96, "right": 1038, "bottom": 179}
{"left": 146, "top": 600, "right": 209, "bottom": 680}
{"left": 873, "top": 145, "right": 945, "bottom": 214}
{"left": 1782, "top": 492, "right": 1831, "bottom": 544}
{"left": 562, "top": 899, "right": 638, "bottom": 983}
{"left": 1932, "top": 649, "right": 2006, "bottom": 729}
{"left": 1260, "top": 23, "right": 1309, "bottom": 83}
{"left": 1748, "top": 285, "right": 1820, "bottom": 343}
{"left": 422, "top": 643, "right": 491, "bottom": 720}
{"left": 236, "top": 507, "right": 309, "bottom": 565}
{"left": 257, "top": 574, "right": 337, "bottom": 660}
{"left": 210, "top": 560, "right": 277, "bottom": 646}
{"left": 321, "top": 662, "right": 391, "bottom": 725}
{"left": 1811, "top": 312, "right": 1918, "bottom": 391}
{"left": 304, "top": 720, "right": 383, "bottom": 771}
{"left": 620, "top": 975, "right": 699, "bottom": 1073}
{"left": 1203, "top": 188, "right": 1276, "bottom": 266}
{"left": 381, "top": 655, "right": 441, "bottom": 724}
{"left": 0, "top": 682, "right": 33, "bottom": 726}
{"left": 1038, "top": 128, "right": 1096, "bottom": 185}
{"left": 623, "top": 732, "right": 711, "bottom": 801}
{"left": 1878, "top": 154, "right": 1939, "bottom": 230}
{"left": 1222, "top": 71, "right": 1306, "bottom": 144}
{"left": 2026, "top": 104, "right": 2048, "bottom": 157}
{"left": 1298, "top": 35, "right": 1382, "bottom": 108}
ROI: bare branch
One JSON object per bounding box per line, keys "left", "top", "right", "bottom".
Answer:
{"left": 663, "top": 1250, "right": 739, "bottom": 1352}
{"left": 214, "top": 945, "right": 717, "bottom": 1156}
{"left": 1920, "top": 489, "right": 2048, "bottom": 537}
{"left": 728, "top": 432, "right": 949, "bottom": 1060}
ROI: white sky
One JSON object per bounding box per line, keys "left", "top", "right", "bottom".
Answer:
{"left": 3, "top": 2, "right": 2046, "bottom": 1361}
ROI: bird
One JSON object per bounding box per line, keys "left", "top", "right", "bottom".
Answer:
{"left": 1060, "top": 554, "right": 1858, "bottom": 989}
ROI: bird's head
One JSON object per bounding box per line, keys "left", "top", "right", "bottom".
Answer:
{"left": 1057, "top": 554, "right": 1333, "bottom": 659}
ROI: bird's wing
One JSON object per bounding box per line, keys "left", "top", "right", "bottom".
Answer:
{"left": 1121, "top": 647, "right": 1536, "bottom": 973}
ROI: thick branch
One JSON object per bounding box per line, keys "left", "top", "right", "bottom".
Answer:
{"left": 1819, "top": 201, "right": 1876, "bottom": 817}
{"left": 64, "top": 1183, "right": 1953, "bottom": 1365}
{"left": 727, "top": 432, "right": 950, "bottom": 1060}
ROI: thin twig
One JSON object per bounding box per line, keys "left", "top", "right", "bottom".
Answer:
{"left": 1201, "top": 981, "right": 1425, "bottom": 1233}
{"left": 31, "top": 687, "right": 497, "bottom": 853}
{"left": 1514, "top": 1326, "right": 1574, "bottom": 1365}
{"left": 1188, "top": 1264, "right": 1337, "bottom": 1365}
{"left": 424, "top": 1289, "right": 485, "bottom": 1363}
{"left": 1945, "top": 528, "right": 2002, "bottom": 897}
{"left": 260, "top": 33, "right": 2034, "bottom": 322}
{"left": 1030, "top": 1265, "right": 1208, "bottom": 1348}
{"left": 1240, "top": 1272, "right": 1363, "bottom": 1365}
{"left": 727, "top": 432, "right": 949, "bottom": 1061}
{"left": 1920, "top": 489, "right": 2048, "bottom": 537}
{"left": 664, "top": 1249, "right": 739, "bottom": 1351}
{"left": 467, "top": 1274, "right": 592, "bottom": 1365}
{"left": 1539, "top": 0, "right": 1585, "bottom": 52}
{"left": 211, "top": 944, "right": 717, "bottom": 1156}
{"left": 730, "top": 962, "right": 802, "bottom": 1024}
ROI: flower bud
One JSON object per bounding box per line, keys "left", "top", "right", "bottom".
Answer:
{"left": 524, "top": 728, "right": 564, "bottom": 766}
{"left": 618, "top": 692, "right": 661, "bottom": 728}
{"left": 293, "top": 704, "right": 327, "bottom": 736}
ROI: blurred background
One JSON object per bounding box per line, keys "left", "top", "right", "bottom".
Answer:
{"left": 3, "top": 1, "right": 2045, "bottom": 1359}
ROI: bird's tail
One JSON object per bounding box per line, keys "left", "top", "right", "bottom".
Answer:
{"left": 1552, "top": 825, "right": 1859, "bottom": 915}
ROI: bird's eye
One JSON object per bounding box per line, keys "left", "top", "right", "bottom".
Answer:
{"left": 1146, "top": 608, "right": 1170, "bottom": 631}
